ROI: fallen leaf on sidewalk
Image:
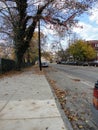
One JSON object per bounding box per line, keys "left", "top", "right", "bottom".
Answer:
{"left": 72, "top": 79, "right": 80, "bottom": 82}
{"left": 78, "top": 125, "right": 83, "bottom": 129}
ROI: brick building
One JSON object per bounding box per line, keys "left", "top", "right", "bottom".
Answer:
{"left": 87, "top": 40, "right": 98, "bottom": 60}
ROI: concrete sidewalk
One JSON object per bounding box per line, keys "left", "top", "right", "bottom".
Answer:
{"left": 0, "top": 68, "right": 71, "bottom": 130}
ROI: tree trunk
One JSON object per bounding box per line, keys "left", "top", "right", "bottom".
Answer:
{"left": 15, "top": 50, "right": 24, "bottom": 70}
{"left": 14, "top": 40, "right": 29, "bottom": 70}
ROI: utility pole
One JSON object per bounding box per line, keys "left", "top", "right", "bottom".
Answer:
{"left": 38, "top": 5, "right": 42, "bottom": 71}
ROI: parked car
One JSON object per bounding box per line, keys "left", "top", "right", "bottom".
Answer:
{"left": 41, "top": 62, "right": 49, "bottom": 67}
{"left": 82, "top": 62, "right": 89, "bottom": 66}
{"left": 66, "top": 61, "right": 78, "bottom": 65}
{"left": 89, "top": 60, "right": 98, "bottom": 67}
{"left": 56, "top": 61, "right": 61, "bottom": 64}
{"left": 67, "top": 61, "right": 89, "bottom": 66}
{"left": 75, "top": 61, "right": 89, "bottom": 66}
{"left": 61, "top": 61, "right": 66, "bottom": 64}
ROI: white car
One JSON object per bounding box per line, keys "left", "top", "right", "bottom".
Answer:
{"left": 41, "top": 62, "right": 49, "bottom": 67}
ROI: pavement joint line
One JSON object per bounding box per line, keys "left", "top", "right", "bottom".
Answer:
{"left": 0, "top": 116, "right": 63, "bottom": 120}
{"left": 0, "top": 90, "right": 18, "bottom": 113}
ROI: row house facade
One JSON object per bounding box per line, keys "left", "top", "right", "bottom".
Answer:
{"left": 87, "top": 40, "right": 98, "bottom": 60}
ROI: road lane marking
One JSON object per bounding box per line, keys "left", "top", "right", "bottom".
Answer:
{"left": 80, "top": 81, "right": 93, "bottom": 88}
{"left": 65, "top": 72, "right": 94, "bottom": 88}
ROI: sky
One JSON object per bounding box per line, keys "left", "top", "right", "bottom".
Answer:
{"left": 73, "top": 5, "right": 98, "bottom": 41}
{"left": 0, "top": 2, "right": 98, "bottom": 52}
{"left": 42, "top": 4, "right": 98, "bottom": 51}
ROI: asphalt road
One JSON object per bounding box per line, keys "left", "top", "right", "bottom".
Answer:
{"left": 52, "top": 64, "right": 98, "bottom": 84}
{"left": 45, "top": 64, "right": 98, "bottom": 130}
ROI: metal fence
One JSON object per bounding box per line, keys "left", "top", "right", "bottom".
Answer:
{"left": 0, "top": 58, "right": 16, "bottom": 73}
{"left": 0, "top": 58, "right": 36, "bottom": 74}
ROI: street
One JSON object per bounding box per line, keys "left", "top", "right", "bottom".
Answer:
{"left": 44, "top": 64, "right": 98, "bottom": 130}
{"left": 53, "top": 64, "right": 98, "bottom": 84}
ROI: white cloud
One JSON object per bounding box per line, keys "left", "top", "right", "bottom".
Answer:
{"left": 89, "top": 5, "right": 98, "bottom": 24}
{"left": 73, "top": 4, "right": 98, "bottom": 41}
{"left": 73, "top": 22, "right": 98, "bottom": 40}
{"left": 42, "top": 27, "right": 56, "bottom": 35}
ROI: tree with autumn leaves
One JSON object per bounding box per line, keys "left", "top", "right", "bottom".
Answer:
{"left": 68, "top": 40, "right": 96, "bottom": 61}
{"left": 0, "top": 0, "right": 97, "bottom": 69}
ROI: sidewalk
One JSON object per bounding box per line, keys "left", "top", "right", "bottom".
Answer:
{"left": 0, "top": 67, "right": 72, "bottom": 130}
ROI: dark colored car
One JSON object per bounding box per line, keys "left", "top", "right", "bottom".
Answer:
{"left": 82, "top": 62, "right": 89, "bottom": 66}
{"left": 66, "top": 61, "right": 77, "bottom": 65}
{"left": 89, "top": 60, "right": 98, "bottom": 67}
{"left": 61, "top": 61, "right": 66, "bottom": 64}
{"left": 56, "top": 61, "right": 61, "bottom": 64}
